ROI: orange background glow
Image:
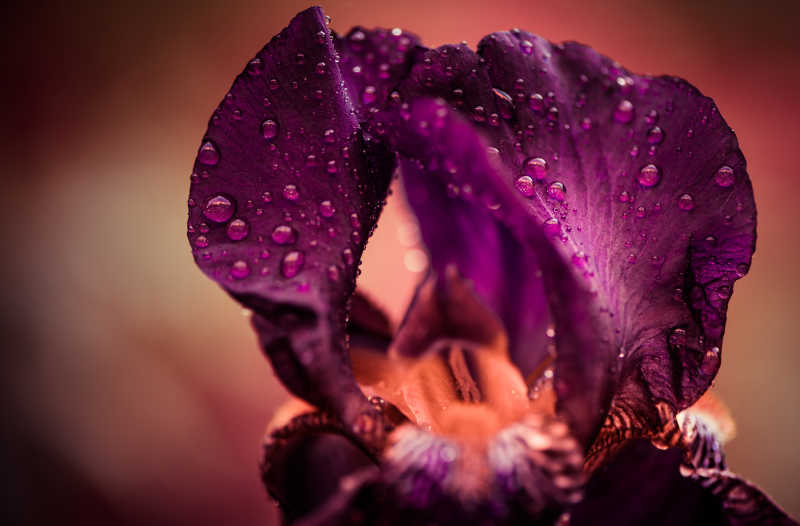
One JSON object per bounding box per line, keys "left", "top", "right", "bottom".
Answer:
{"left": 2, "top": 1, "right": 798, "bottom": 523}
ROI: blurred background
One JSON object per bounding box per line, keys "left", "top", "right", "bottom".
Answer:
{"left": 1, "top": 1, "right": 798, "bottom": 524}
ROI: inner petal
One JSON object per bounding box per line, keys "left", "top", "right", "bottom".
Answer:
{"left": 350, "top": 270, "right": 556, "bottom": 440}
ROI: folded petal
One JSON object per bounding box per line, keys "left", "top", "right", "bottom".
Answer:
{"left": 382, "top": 30, "right": 755, "bottom": 443}
{"left": 187, "top": 7, "right": 408, "bottom": 443}
{"left": 377, "top": 99, "right": 613, "bottom": 446}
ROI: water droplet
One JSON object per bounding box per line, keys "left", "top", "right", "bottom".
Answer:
{"left": 271, "top": 224, "right": 296, "bottom": 245}
{"left": 543, "top": 217, "right": 560, "bottom": 237}
{"left": 515, "top": 175, "right": 535, "bottom": 197}
{"left": 613, "top": 99, "right": 634, "bottom": 123}
{"left": 714, "top": 165, "right": 735, "bottom": 188}
{"left": 319, "top": 200, "right": 335, "bottom": 217}
{"left": 262, "top": 191, "right": 273, "bottom": 203}
{"left": 246, "top": 58, "right": 263, "bottom": 76}
{"left": 230, "top": 260, "right": 250, "bottom": 279}
{"left": 262, "top": 119, "right": 279, "bottom": 141}
{"left": 677, "top": 193, "right": 695, "bottom": 211}
{"left": 520, "top": 39, "right": 534, "bottom": 55}
{"left": 327, "top": 265, "right": 340, "bottom": 282}
{"left": 202, "top": 195, "right": 234, "bottom": 223}
{"left": 647, "top": 126, "right": 664, "bottom": 144}
{"left": 315, "top": 61, "right": 327, "bottom": 75}
{"left": 529, "top": 93, "right": 544, "bottom": 112}
{"left": 492, "top": 88, "right": 514, "bottom": 119}
{"left": 198, "top": 141, "right": 219, "bottom": 165}
{"left": 323, "top": 128, "right": 336, "bottom": 143}
{"left": 283, "top": 184, "right": 299, "bottom": 201}
{"left": 281, "top": 251, "right": 304, "bottom": 278}
{"left": 362, "top": 85, "right": 377, "bottom": 105}
{"left": 472, "top": 105, "right": 487, "bottom": 122}
{"left": 637, "top": 164, "right": 661, "bottom": 187}
{"left": 547, "top": 181, "right": 566, "bottom": 201}
{"left": 580, "top": 117, "right": 592, "bottom": 130}
{"left": 524, "top": 157, "right": 548, "bottom": 180}
{"left": 326, "top": 160, "right": 338, "bottom": 174}
{"left": 342, "top": 248, "right": 355, "bottom": 266}
{"left": 618, "top": 190, "right": 630, "bottom": 203}
{"left": 194, "top": 235, "right": 209, "bottom": 248}
{"left": 226, "top": 218, "right": 249, "bottom": 241}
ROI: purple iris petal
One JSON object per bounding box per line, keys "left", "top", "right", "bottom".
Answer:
{"left": 334, "top": 26, "right": 422, "bottom": 121}
{"left": 187, "top": 7, "right": 403, "bottom": 438}
{"left": 378, "top": 98, "right": 612, "bottom": 446}
{"left": 384, "top": 31, "right": 755, "bottom": 438}
{"left": 571, "top": 440, "right": 795, "bottom": 526}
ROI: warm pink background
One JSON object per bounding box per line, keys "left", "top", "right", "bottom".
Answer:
{"left": 3, "top": 1, "right": 798, "bottom": 523}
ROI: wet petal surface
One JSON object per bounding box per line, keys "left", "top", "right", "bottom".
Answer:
{"left": 382, "top": 30, "right": 755, "bottom": 441}
{"left": 187, "top": 7, "right": 400, "bottom": 440}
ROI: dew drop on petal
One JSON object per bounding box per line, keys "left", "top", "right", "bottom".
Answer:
{"left": 647, "top": 126, "right": 664, "bottom": 144}
{"left": 319, "top": 200, "right": 335, "bottom": 218}
{"left": 714, "top": 165, "right": 735, "bottom": 187}
{"left": 529, "top": 93, "right": 544, "bottom": 112}
{"left": 261, "top": 119, "right": 279, "bottom": 141}
{"left": 547, "top": 181, "right": 567, "bottom": 201}
{"left": 362, "top": 85, "right": 377, "bottom": 105}
{"left": 613, "top": 99, "right": 634, "bottom": 123}
{"left": 226, "top": 218, "right": 249, "bottom": 241}
{"left": 230, "top": 260, "right": 250, "bottom": 279}
{"left": 677, "top": 193, "right": 695, "bottom": 211}
{"left": 198, "top": 141, "right": 220, "bottom": 165}
{"left": 543, "top": 218, "right": 561, "bottom": 237}
{"left": 246, "top": 58, "right": 263, "bottom": 76}
{"left": 280, "top": 251, "right": 304, "bottom": 278}
{"left": 515, "top": 175, "right": 535, "bottom": 197}
{"left": 194, "top": 235, "right": 209, "bottom": 248}
{"left": 283, "top": 184, "right": 299, "bottom": 201}
{"left": 271, "top": 224, "right": 296, "bottom": 245}
{"left": 342, "top": 248, "right": 355, "bottom": 266}
{"left": 524, "top": 157, "right": 548, "bottom": 180}
{"left": 202, "top": 195, "right": 234, "bottom": 223}
{"left": 637, "top": 164, "right": 661, "bottom": 187}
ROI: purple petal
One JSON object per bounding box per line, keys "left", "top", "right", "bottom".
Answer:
{"left": 378, "top": 99, "right": 613, "bottom": 446}
{"left": 385, "top": 31, "right": 755, "bottom": 438}
{"left": 571, "top": 440, "right": 796, "bottom": 525}
{"left": 187, "top": 7, "right": 397, "bottom": 441}
{"left": 261, "top": 411, "right": 377, "bottom": 523}
{"left": 334, "top": 26, "right": 422, "bottom": 121}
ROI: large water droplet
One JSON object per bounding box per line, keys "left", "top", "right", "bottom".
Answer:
{"left": 198, "top": 141, "right": 220, "bottom": 165}
{"left": 637, "top": 164, "right": 661, "bottom": 187}
{"left": 247, "top": 58, "right": 263, "bottom": 76}
{"left": 515, "top": 175, "right": 535, "bottom": 197}
{"left": 271, "top": 224, "right": 296, "bottom": 245}
{"left": 547, "top": 181, "right": 566, "bottom": 201}
{"left": 543, "top": 218, "right": 560, "bottom": 237}
{"left": 362, "top": 86, "right": 377, "bottom": 105}
{"left": 613, "top": 100, "right": 634, "bottom": 123}
{"left": 319, "top": 200, "right": 335, "bottom": 218}
{"left": 647, "top": 126, "right": 664, "bottom": 144}
{"left": 714, "top": 165, "right": 735, "bottom": 188}
{"left": 283, "top": 184, "right": 299, "bottom": 201}
{"left": 529, "top": 93, "right": 544, "bottom": 112}
{"left": 203, "top": 195, "right": 235, "bottom": 223}
{"left": 230, "top": 260, "right": 250, "bottom": 279}
{"left": 281, "top": 251, "right": 305, "bottom": 278}
{"left": 523, "top": 157, "right": 548, "bottom": 180}
{"left": 677, "top": 193, "right": 695, "bottom": 211}
{"left": 262, "top": 119, "right": 279, "bottom": 141}
{"left": 226, "top": 218, "right": 249, "bottom": 241}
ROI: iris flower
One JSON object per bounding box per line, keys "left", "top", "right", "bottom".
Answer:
{"left": 187, "top": 7, "right": 795, "bottom": 525}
